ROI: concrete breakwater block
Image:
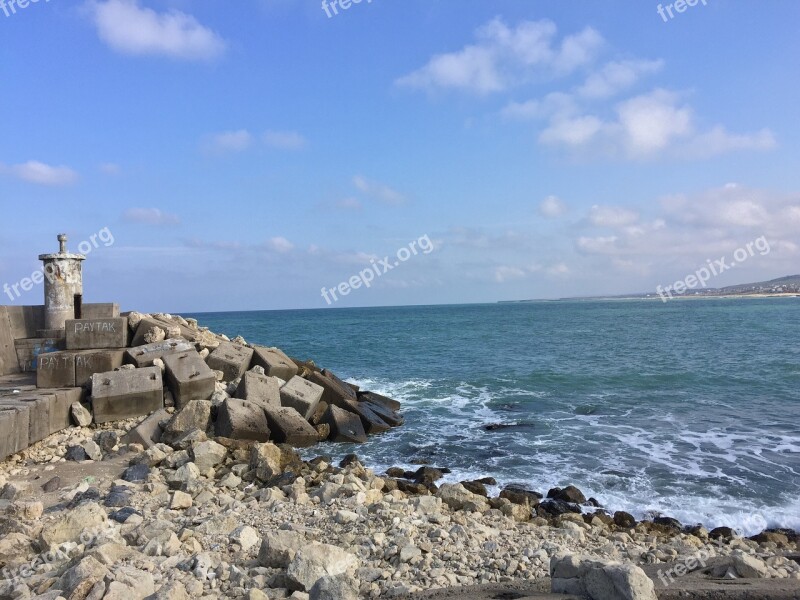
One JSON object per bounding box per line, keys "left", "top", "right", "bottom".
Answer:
{"left": 3, "top": 393, "right": 54, "bottom": 444}
{"left": 359, "top": 398, "right": 404, "bottom": 427}
{"left": 206, "top": 343, "right": 254, "bottom": 382}
{"left": 236, "top": 372, "right": 281, "bottom": 408}
{"left": 357, "top": 390, "right": 402, "bottom": 412}
{"left": 306, "top": 370, "right": 357, "bottom": 410}
{"left": 279, "top": 376, "right": 323, "bottom": 421}
{"left": 340, "top": 399, "right": 392, "bottom": 434}
{"left": 91, "top": 366, "right": 164, "bottom": 424}
{"left": 216, "top": 398, "right": 270, "bottom": 442}
{"left": 0, "top": 404, "right": 30, "bottom": 459}
{"left": 323, "top": 404, "right": 367, "bottom": 443}
{"left": 80, "top": 303, "right": 120, "bottom": 319}
{"left": 252, "top": 346, "right": 299, "bottom": 381}
{"left": 65, "top": 318, "right": 128, "bottom": 350}
{"left": 75, "top": 349, "right": 125, "bottom": 388}
{"left": 37, "top": 351, "right": 76, "bottom": 388}
{"left": 15, "top": 337, "right": 65, "bottom": 373}
{"left": 263, "top": 405, "right": 319, "bottom": 447}
{"left": 125, "top": 339, "right": 195, "bottom": 368}
{"left": 122, "top": 407, "right": 170, "bottom": 448}
{"left": 163, "top": 350, "right": 215, "bottom": 408}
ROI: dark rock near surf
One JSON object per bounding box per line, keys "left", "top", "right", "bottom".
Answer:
{"left": 461, "top": 480, "right": 489, "bottom": 497}
{"left": 483, "top": 422, "right": 535, "bottom": 432}
{"left": 386, "top": 467, "right": 406, "bottom": 478}
{"left": 613, "top": 511, "right": 637, "bottom": 528}
{"left": 338, "top": 454, "right": 360, "bottom": 468}
{"left": 653, "top": 516, "right": 682, "bottom": 530}
{"left": 709, "top": 526, "right": 736, "bottom": 540}
{"left": 538, "top": 498, "right": 581, "bottom": 516}
{"left": 547, "top": 485, "right": 587, "bottom": 504}
{"left": 500, "top": 484, "right": 542, "bottom": 507}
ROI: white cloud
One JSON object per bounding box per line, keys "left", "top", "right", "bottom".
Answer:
{"left": 494, "top": 265, "right": 528, "bottom": 283}
{"left": 87, "top": 0, "right": 226, "bottom": 61}
{"left": 577, "top": 235, "right": 619, "bottom": 254}
{"left": 267, "top": 237, "right": 294, "bottom": 253}
{"left": 578, "top": 59, "right": 664, "bottom": 99}
{"left": 501, "top": 92, "right": 577, "bottom": 121}
{"left": 396, "top": 18, "right": 603, "bottom": 94}
{"left": 539, "top": 195, "right": 568, "bottom": 217}
{"left": 538, "top": 89, "right": 775, "bottom": 160}
{"left": 263, "top": 130, "right": 307, "bottom": 150}
{"left": 123, "top": 207, "right": 180, "bottom": 225}
{"left": 353, "top": 175, "right": 406, "bottom": 205}
{"left": 0, "top": 161, "right": 78, "bottom": 186}
{"left": 540, "top": 114, "right": 604, "bottom": 147}
{"left": 572, "top": 185, "right": 800, "bottom": 284}
{"left": 203, "top": 130, "right": 253, "bottom": 154}
{"left": 589, "top": 205, "right": 639, "bottom": 228}
{"left": 547, "top": 262, "right": 570, "bottom": 276}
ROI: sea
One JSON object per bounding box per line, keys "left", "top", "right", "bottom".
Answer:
{"left": 189, "top": 298, "right": 800, "bottom": 535}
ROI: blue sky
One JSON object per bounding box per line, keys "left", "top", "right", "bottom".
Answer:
{"left": 1, "top": 0, "right": 798, "bottom": 311}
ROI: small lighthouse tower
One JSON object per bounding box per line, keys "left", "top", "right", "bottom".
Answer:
{"left": 38, "top": 234, "right": 85, "bottom": 335}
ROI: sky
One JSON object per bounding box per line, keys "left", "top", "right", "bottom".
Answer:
{"left": 1, "top": 0, "right": 799, "bottom": 312}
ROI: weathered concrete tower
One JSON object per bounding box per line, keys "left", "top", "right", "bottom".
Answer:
{"left": 38, "top": 234, "right": 85, "bottom": 335}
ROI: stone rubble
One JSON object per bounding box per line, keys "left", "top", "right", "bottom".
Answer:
{"left": 0, "top": 312, "right": 798, "bottom": 599}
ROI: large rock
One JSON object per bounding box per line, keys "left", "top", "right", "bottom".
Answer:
{"left": 258, "top": 530, "right": 307, "bottom": 568}
{"left": 190, "top": 439, "right": 227, "bottom": 472}
{"left": 286, "top": 543, "right": 359, "bottom": 592}
{"left": 236, "top": 371, "right": 281, "bottom": 408}
{"left": 57, "top": 555, "right": 110, "bottom": 596}
{"left": 70, "top": 400, "right": 93, "bottom": 427}
{"left": 280, "top": 376, "right": 324, "bottom": 420}
{"left": 264, "top": 405, "right": 320, "bottom": 447}
{"left": 309, "top": 575, "right": 359, "bottom": 600}
{"left": 216, "top": 398, "right": 270, "bottom": 442}
{"left": 163, "top": 350, "right": 216, "bottom": 407}
{"left": 39, "top": 501, "right": 107, "bottom": 547}
{"left": 249, "top": 442, "right": 282, "bottom": 481}
{"left": 206, "top": 342, "right": 254, "bottom": 382}
{"left": 550, "top": 555, "right": 657, "bottom": 600}
{"left": 161, "top": 400, "right": 212, "bottom": 444}
{"left": 322, "top": 404, "right": 367, "bottom": 443}
{"left": 548, "top": 485, "right": 588, "bottom": 504}
{"left": 91, "top": 366, "right": 164, "bottom": 424}
{"left": 252, "top": 345, "right": 299, "bottom": 381}
{"left": 0, "top": 532, "right": 34, "bottom": 569}
{"left": 436, "top": 483, "right": 489, "bottom": 512}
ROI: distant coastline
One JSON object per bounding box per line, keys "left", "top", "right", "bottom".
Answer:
{"left": 499, "top": 274, "right": 800, "bottom": 303}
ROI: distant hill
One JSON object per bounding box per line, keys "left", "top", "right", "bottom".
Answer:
{"left": 716, "top": 274, "right": 800, "bottom": 294}
{"left": 499, "top": 275, "right": 800, "bottom": 303}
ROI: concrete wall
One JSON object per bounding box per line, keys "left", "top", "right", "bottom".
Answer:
{"left": 0, "top": 307, "right": 19, "bottom": 376}
{"left": 4, "top": 305, "right": 45, "bottom": 340}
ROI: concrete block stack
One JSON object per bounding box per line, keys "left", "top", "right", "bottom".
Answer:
{"left": 0, "top": 307, "right": 403, "bottom": 460}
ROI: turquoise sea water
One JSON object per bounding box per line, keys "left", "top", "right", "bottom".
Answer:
{"left": 189, "top": 299, "right": 800, "bottom": 534}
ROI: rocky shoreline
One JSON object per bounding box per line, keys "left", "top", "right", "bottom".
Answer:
{"left": 0, "top": 313, "right": 798, "bottom": 599}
